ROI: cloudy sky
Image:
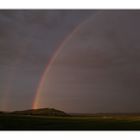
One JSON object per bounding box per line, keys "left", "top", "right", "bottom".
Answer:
{"left": 0, "top": 10, "right": 140, "bottom": 113}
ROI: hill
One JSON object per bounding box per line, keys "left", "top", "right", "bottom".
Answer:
{"left": 10, "top": 108, "right": 70, "bottom": 117}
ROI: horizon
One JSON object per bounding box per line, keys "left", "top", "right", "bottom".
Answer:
{"left": 2, "top": 107, "right": 140, "bottom": 115}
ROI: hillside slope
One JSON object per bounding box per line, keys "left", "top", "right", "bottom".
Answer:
{"left": 10, "top": 108, "right": 69, "bottom": 116}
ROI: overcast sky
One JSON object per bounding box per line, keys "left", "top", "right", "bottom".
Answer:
{"left": 0, "top": 10, "right": 95, "bottom": 111}
{"left": 0, "top": 10, "right": 140, "bottom": 113}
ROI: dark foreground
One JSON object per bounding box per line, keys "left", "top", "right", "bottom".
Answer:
{"left": 1, "top": 114, "right": 140, "bottom": 130}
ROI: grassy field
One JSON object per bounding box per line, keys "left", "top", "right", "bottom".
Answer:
{"left": 1, "top": 114, "right": 140, "bottom": 130}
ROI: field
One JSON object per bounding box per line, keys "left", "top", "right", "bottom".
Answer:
{"left": 1, "top": 114, "right": 140, "bottom": 130}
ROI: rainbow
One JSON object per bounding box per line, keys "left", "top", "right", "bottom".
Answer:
{"left": 32, "top": 13, "right": 99, "bottom": 109}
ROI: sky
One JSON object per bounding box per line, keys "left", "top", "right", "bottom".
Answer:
{"left": 0, "top": 10, "right": 140, "bottom": 113}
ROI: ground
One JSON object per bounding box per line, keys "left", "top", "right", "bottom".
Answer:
{"left": 0, "top": 114, "right": 140, "bottom": 130}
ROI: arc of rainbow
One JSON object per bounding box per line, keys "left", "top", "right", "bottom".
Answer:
{"left": 32, "top": 13, "right": 99, "bottom": 109}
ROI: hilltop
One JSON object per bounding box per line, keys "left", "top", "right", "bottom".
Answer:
{"left": 9, "top": 108, "right": 70, "bottom": 117}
